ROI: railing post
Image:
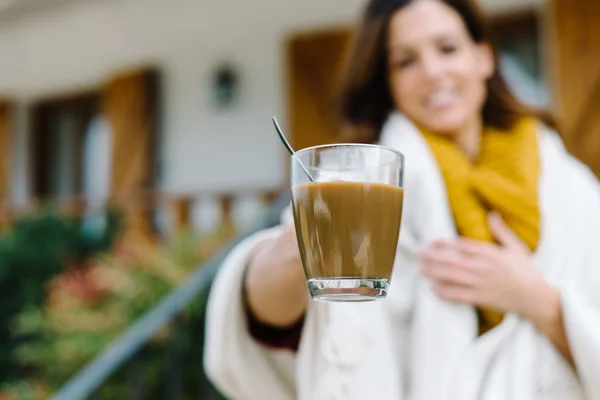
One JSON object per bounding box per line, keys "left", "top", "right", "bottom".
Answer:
{"left": 261, "top": 190, "right": 280, "bottom": 207}
{"left": 171, "top": 196, "right": 193, "bottom": 235}
{"left": 120, "top": 192, "right": 156, "bottom": 242}
{"left": 219, "top": 194, "right": 233, "bottom": 226}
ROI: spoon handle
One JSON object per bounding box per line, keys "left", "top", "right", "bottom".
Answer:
{"left": 272, "top": 117, "right": 295, "bottom": 155}
{"left": 272, "top": 117, "right": 315, "bottom": 182}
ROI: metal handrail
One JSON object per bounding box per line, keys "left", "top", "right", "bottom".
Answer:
{"left": 50, "top": 191, "right": 289, "bottom": 400}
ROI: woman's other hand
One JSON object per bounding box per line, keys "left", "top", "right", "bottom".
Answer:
{"left": 418, "top": 213, "right": 559, "bottom": 324}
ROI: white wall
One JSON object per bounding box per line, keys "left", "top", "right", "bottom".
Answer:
{"left": 0, "top": 0, "right": 544, "bottom": 203}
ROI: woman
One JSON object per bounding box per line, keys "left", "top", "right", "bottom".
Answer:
{"left": 204, "top": 0, "right": 600, "bottom": 399}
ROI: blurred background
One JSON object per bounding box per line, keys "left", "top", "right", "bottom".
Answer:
{"left": 0, "top": 0, "right": 597, "bottom": 398}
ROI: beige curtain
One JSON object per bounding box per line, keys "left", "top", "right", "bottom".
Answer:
{"left": 103, "top": 69, "right": 158, "bottom": 238}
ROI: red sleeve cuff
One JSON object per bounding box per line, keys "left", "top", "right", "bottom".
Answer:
{"left": 246, "top": 309, "right": 304, "bottom": 352}
{"left": 242, "top": 268, "right": 304, "bottom": 352}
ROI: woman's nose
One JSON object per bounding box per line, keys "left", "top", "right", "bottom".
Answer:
{"left": 420, "top": 52, "right": 445, "bottom": 79}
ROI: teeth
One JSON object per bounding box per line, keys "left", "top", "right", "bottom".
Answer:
{"left": 428, "top": 91, "right": 456, "bottom": 108}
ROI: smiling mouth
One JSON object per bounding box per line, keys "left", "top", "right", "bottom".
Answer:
{"left": 426, "top": 90, "right": 459, "bottom": 109}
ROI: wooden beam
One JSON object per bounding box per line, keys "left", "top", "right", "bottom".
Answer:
{"left": 0, "top": 100, "right": 13, "bottom": 202}
{"left": 550, "top": 0, "right": 600, "bottom": 176}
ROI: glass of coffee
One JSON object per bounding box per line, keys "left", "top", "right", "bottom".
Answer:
{"left": 290, "top": 143, "right": 404, "bottom": 302}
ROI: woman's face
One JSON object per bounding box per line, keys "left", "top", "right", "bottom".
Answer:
{"left": 387, "top": 0, "right": 494, "bottom": 137}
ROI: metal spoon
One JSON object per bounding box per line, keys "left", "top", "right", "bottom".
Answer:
{"left": 272, "top": 117, "right": 315, "bottom": 182}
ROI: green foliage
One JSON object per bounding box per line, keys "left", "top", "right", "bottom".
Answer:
{"left": 0, "top": 208, "right": 124, "bottom": 381}
{"left": 0, "top": 209, "right": 243, "bottom": 400}
{"left": 1, "top": 225, "right": 232, "bottom": 399}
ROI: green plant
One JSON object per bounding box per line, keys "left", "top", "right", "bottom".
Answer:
{"left": 2, "top": 228, "right": 205, "bottom": 397}
{"left": 0, "top": 208, "right": 124, "bottom": 381}
{"left": 1, "top": 217, "right": 239, "bottom": 399}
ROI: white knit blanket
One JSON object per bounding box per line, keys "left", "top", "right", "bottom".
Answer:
{"left": 204, "top": 113, "right": 600, "bottom": 400}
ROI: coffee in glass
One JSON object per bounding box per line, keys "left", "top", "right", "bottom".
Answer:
{"left": 290, "top": 144, "right": 404, "bottom": 302}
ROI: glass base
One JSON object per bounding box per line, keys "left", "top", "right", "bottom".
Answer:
{"left": 307, "top": 278, "right": 389, "bottom": 302}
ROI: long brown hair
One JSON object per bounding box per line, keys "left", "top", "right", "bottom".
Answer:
{"left": 337, "top": 0, "right": 543, "bottom": 143}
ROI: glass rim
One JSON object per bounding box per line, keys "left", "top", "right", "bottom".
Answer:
{"left": 291, "top": 142, "right": 404, "bottom": 161}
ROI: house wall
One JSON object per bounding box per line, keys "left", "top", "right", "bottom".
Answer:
{"left": 0, "top": 0, "right": 545, "bottom": 204}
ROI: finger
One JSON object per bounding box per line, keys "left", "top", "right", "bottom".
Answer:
{"left": 488, "top": 213, "right": 528, "bottom": 251}
{"left": 428, "top": 238, "right": 499, "bottom": 259}
{"left": 431, "top": 282, "right": 476, "bottom": 304}
{"left": 420, "top": 261, "right": 479, "bottom": 286}
{"left": 418, "top": 250, "right": 484, "bottom": 274}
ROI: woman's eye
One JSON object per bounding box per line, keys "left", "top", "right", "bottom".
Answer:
{"left": 391, "top": 58, "right": 414, "bottom": 69}
{"left": 440, "top": 44, "right": 458, "bottom": 54}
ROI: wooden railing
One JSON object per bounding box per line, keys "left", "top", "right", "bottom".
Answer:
{"left": 0, "top": 186, "right": 285, "bottom": 239}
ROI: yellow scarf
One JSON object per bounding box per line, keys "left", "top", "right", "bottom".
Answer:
{"left": 421, "top": 118, "right": 541, "bottom": 335}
